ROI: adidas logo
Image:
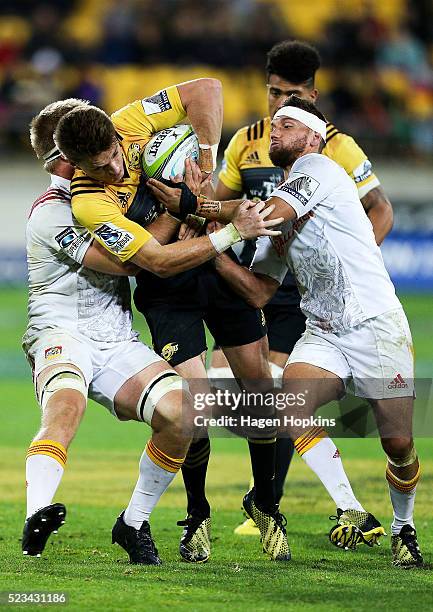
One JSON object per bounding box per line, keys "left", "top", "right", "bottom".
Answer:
{"left": 387, "top": 373, "right": 409, "bottom": 389}
{"left": 333, "top": 449, "right": 340, "bottom": 458}
{"left": 245, "top": 151, "right": 260, "bottom": 164}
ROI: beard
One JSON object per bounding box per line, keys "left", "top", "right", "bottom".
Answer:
{"left": 269, "top": 135, "right": 308, "bottom": 169}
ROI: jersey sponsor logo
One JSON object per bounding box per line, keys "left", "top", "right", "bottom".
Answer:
{"left": 352, "top": 160, "right": 373, "bottom": 184}
{"left": 387, "top": 373, "right": 409, "bottom": 390}
{"left": 94, "top": 223, "right": 134, "bottom": 254}
{"left": 279, "top": 174, "right": 319, "bottom": 206}
{"left": 127, "top": 143, "right": 142, "bottom": 170}
{"left": 45, "top": 345, "right": 62, "bottom": 360}
{"left": 55, "top": 227, "right": 87, "bottom": 257}
{"left": 161, "top": 342, "right": 178, "bottom": 362}
{"left": 141, "top": 90, "right": 172, "bottom": 115}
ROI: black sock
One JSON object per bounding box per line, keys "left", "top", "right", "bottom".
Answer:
{"left": 247, "top": 438, "right": 276, "bottom": 512}
{"left": 275, "top": 437, "right": 295, "bottom": 504}
{"left": 181, "top": 436, "right": 211, "bottom": 517}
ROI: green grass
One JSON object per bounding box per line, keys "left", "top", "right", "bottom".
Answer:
{"left": 0, "top": 288, "right": 432, "bottom": 611}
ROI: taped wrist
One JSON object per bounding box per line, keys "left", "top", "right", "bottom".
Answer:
{"left": 178, "top": 182, "right": 198, "bottom": 219}
{"left": 208, "top": 223, "right": 241, "bottom": 254}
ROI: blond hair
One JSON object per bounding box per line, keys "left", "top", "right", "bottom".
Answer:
{"left": 30, "top": 98, "right": 90, "bottom": 173}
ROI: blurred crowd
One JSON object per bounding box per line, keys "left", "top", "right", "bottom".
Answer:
{"left": 0, "top": 0, "right": 432, "bottom": 157}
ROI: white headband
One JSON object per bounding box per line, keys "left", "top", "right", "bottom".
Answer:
{"left": 273, "top": 106, "right": 327, "bottom": 142}
{"left": 42, "top": 144, "right": 62, "bottom": 162}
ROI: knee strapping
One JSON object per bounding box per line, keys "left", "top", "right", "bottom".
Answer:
{"left": 39, "top": 368, "right": 87, "bottom": 411}
{"left": 136, "top": 371, "right": 185, "bottom": 424}
{"left": 387, "top": 445, "right": 417, "bottom": 468}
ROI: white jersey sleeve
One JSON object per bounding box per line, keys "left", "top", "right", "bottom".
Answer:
{"left": 29, "top": 202, "right": 93, "bottom": 265}
{"left": 270, "top": 154, "right": 339, "bottom": 218}
{"left": 251, "top": 234, "right": 288, "bottom": 284}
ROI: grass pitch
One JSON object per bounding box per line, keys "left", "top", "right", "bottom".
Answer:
{"left": 0, "top": 288, "right": 432, "bottom": 611}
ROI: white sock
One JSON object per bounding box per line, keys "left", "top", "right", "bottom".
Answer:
{"left": 389, "top": 485, "right": 416, "bottom": 534}
{"left": 124, "top": 444, "right": 181, "bottom": 529}
{"left": 298, "top": 436, "right": 365, "bottom": 512}
{"left": 26, "top": 454, "right": 64, "bottom": 518}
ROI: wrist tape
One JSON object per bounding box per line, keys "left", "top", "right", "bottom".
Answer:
{"left": 208, "top": 223, "right": 241, "bottom": 254}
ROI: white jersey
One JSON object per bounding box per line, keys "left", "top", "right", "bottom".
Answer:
{"left": 252, "top": 153, "right": 401, "bottom": 332}
{"left": 23, "top": 175, "right": 137, "bottom": 350}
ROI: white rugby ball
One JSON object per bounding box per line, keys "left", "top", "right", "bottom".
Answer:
{"left": 141, "top": 124, "right": 199, "bottom": 181}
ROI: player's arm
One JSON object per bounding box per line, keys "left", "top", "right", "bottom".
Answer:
{"left": 213, "top": 251, "right": 279, "bottom": 308}
{"left": 82, "top": 240, "right": 140, "bottom": 276}
{"left": 176, "top": 79, "right": 222, "bottom": 173}
{"left": 130, "top": 201, "right": 282, "bottom": 277}
{"left": 360, "top": 186, "right": 393, "bottom": 245}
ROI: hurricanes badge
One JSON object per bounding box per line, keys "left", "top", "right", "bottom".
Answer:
{"left": 161, "top": 342, "right": 178, "bottom": 362}
{"left": 127, "top": 142, "right": 141, "bottom": 170}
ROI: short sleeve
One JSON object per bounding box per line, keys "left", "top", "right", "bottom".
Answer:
{"left": 218, "top": 129, "right": 245, "bottom": 192}
{"left": 270, "top": 155, "right": 337, "bottom": 218}
{"left": 112, "top": 86, "right": 186, "bottom": 141}
{"left": 251, "top": 235, "right": 288, "bottom": 284}
{"left": 30, "top": 202, "right": 93, "bottom": 265}
{"left": 72, "top": 190, "right": 152, "bottom": 262}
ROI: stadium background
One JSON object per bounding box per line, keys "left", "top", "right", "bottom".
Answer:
{"left": 0, "top": 1, "right": 432, "bottom": 610}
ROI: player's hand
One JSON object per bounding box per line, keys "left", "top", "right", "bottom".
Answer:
{"left": 183, "top": 158, "right": 202, "bottom": 196}
{"left": 147, "top": 178, "right": 181, "bottom": 212}
{"left": 178, "top": 214, "right": 206, "bottom": 240}
{"left": 232, "top": 200, "right": 283, "bottom": 240}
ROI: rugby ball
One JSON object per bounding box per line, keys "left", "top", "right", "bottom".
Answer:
{"left": 141, "top": 124, "right": 199, "bottom": 181}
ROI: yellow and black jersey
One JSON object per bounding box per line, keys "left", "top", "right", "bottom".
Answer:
{"left": 71, "top": 86, "right": 186, "bottom": 262}
{"left": 219, "top": 116, "right": 380, "bottom": 201}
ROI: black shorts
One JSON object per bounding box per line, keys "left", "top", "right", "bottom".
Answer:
{"left": 263, "top": 303, "right": 306, "bottom": 355}
{"left": 134, "top": 266, "right": 267, "bottom": 367}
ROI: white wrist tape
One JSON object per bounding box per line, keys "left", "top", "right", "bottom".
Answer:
{"left": 199, "top": 143, "right": 219, "bottom": 170}
{"left": 208, "top": 223, "right": 241, "bottom": 254}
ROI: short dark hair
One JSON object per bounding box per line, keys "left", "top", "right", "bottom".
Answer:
{"left": 282, "top": 95, "right": 326, "bottom": 151}
{"left": 266, "top": 40, "right": 321, "bottom": 87}
{"left": 282, "top": 95, "right": 326, "bottom": 123}
{"left": 54, "top": 106, "right": 117, "bottom": 165}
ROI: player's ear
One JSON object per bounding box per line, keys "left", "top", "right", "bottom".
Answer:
{"left": 310, "top": 88, "right": 319, "bottom": 102}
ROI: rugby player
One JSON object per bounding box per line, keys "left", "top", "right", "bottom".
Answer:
{"left": 52, "top": 81, "right": 289, "bottom": 562}
{"left": 210, "top": 96, "right": 423, "bottom": 567}
{"left": 24, "top": 98, "right": 195, "bottom": 565}
{"left": 210, "top": 39, "right": 394, "bottom": 536}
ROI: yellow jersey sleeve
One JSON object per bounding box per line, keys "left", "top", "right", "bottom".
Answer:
{"left": 218, "top": 127, "right": 247, "bottom": 193}
{"left": 112, "top": 86, "right": 186, "bottom": 141}
{"left": 323, "top": 127, "right": 380, "bottom": 198}
{"left": 71, "top": 174, "right": 152, "bottom": 262}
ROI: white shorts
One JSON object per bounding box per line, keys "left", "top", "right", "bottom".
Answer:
{"left": 26, "top": 329, "right": 164, "bottom": 416}
{"left": 288, "top": 308, "right": 415, "bottom": 399}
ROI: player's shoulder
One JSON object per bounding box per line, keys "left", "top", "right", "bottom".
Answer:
{"left": 70, "top": 171, "right": 105, "bottom": 200}
{"left": 324, "top": 121, "right": 363, "bottom": 156}
{"left": 231, "top": 117, "right": 269, "bottom": 143}
{"left": 28, "top": 185, "right": 71, "bottom": 223}
{"left": 294, "top": 152, "right": 339, "bottom": 173}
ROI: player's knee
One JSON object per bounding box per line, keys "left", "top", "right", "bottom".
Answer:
{"left": 39, "top": 368, "right": 87, "bottom": 413}
{"left": 381, "top": 436, "right": 413, "bottom": 460}
{"left": 136, "top": 371, "right": 189, "bottom": 430}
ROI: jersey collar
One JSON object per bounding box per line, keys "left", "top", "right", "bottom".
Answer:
{"left": 50, "top": 174, "right": 71, "bottom": 193}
